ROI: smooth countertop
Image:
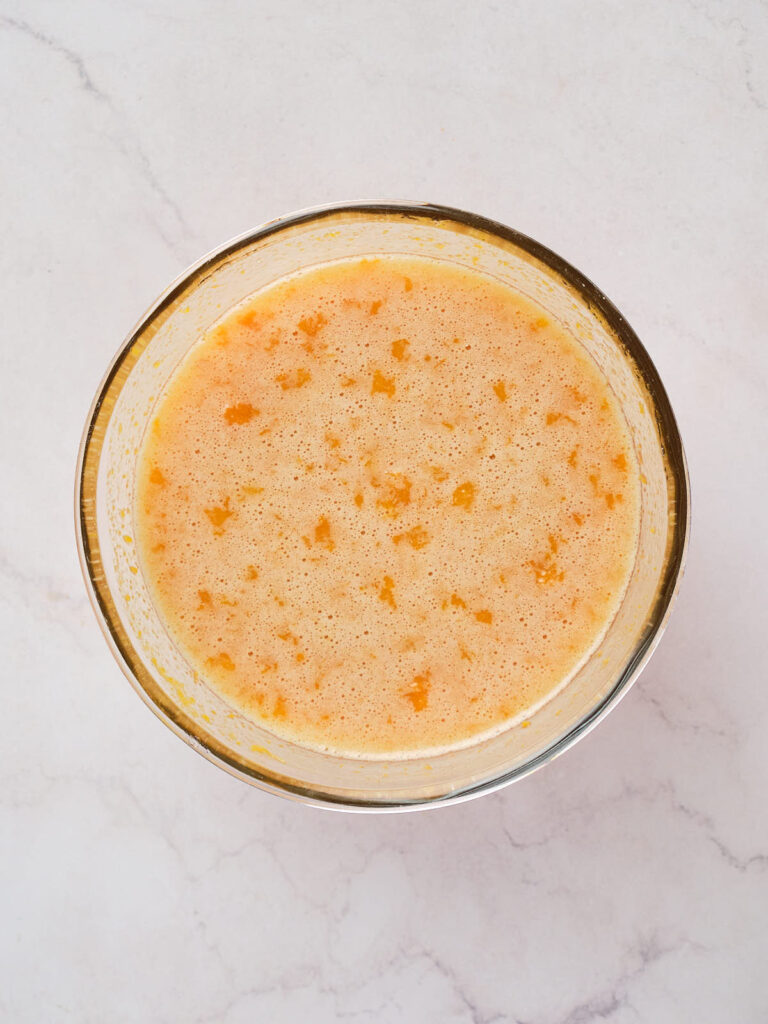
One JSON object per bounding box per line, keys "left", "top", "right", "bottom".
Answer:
{"left": 2, "top": 2, "right": 766, "bottom": 1021}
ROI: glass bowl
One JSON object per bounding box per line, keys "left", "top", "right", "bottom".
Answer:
{"left": 76, "top": 201, "right": 690, "bottom": 811}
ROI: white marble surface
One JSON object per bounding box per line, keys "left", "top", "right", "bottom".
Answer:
{"left": 1, "top": 1, "right": 767, "bottom": 1020}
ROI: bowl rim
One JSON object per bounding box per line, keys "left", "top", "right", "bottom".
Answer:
{"left": 75, "top": 199, "right": 691, "bottom": 812}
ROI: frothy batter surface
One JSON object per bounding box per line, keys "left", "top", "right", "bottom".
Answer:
{"left": 135, "top": 256, "right": 640, "bottom": 757}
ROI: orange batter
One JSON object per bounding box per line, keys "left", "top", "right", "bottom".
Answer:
{"left": 135, "top": 256, "right": 640, "bottom": 757}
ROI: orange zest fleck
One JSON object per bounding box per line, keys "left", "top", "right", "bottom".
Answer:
{"left": 276, "top": 367, "right": 312, "bottom": 389}
{"left": 149, "top": 467, "right": 166, "bottom": 486}
{"left": 589, "top": 470, "right": 623, "bottom": 511}
{"left": 391, "top": 338, "right": 410, "bottom": 361}
{"left": 204, "top": 497, "right": 233, "bottom": 534}
{"left": 273, "top": 694, "right": 288, "bottom": 719}
{"left": 369, "top": 300, "right": 383, "bottom": 315}
{"left": 403, "top": 672, "right": 430, "bottom": 711}
{"left": 206, "top": 652, "right": 235, "bottom": 671}
{"left": 372, "top": 369, "right": 396, "bottom": 397}
{"left": 528, "top": 553, "right": 564, "bottom": 585}
{"left": 314, "top": 515, "right": 335, "bottom": 551}
{"left": 224, "top": 402, "right": 259, "bottom": 424}
{"left": 452, "top": 481, "right": 475, "bottom": 510}
{"left": 237, "top": 309, "right": 260, "bottom": 329}
{"left": 297, "top": 312, "right": 327, "bottom": 337}
{"left": 450, "top": 593, "right": 466, "bottom": 609}
{"left": 379, "top": 575, "right": 396, "bottom": 609}
{"left": 392, "top": 525, "right": 430, "bottom": 549}
{"left": 474, "top": 609, "right": 493, "bottom": 625}
{"left": 493, "top": 381, "right": 508, "bottom": 402}
{"left": 376, "top": 474, "right": 412, "bottom": 514}
{"left": 197, "top": 589, "right": 213, "bottom": 610}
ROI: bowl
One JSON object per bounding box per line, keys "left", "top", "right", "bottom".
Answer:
{"left": 76, "top": 201, "right": 689, "bottom": 810}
